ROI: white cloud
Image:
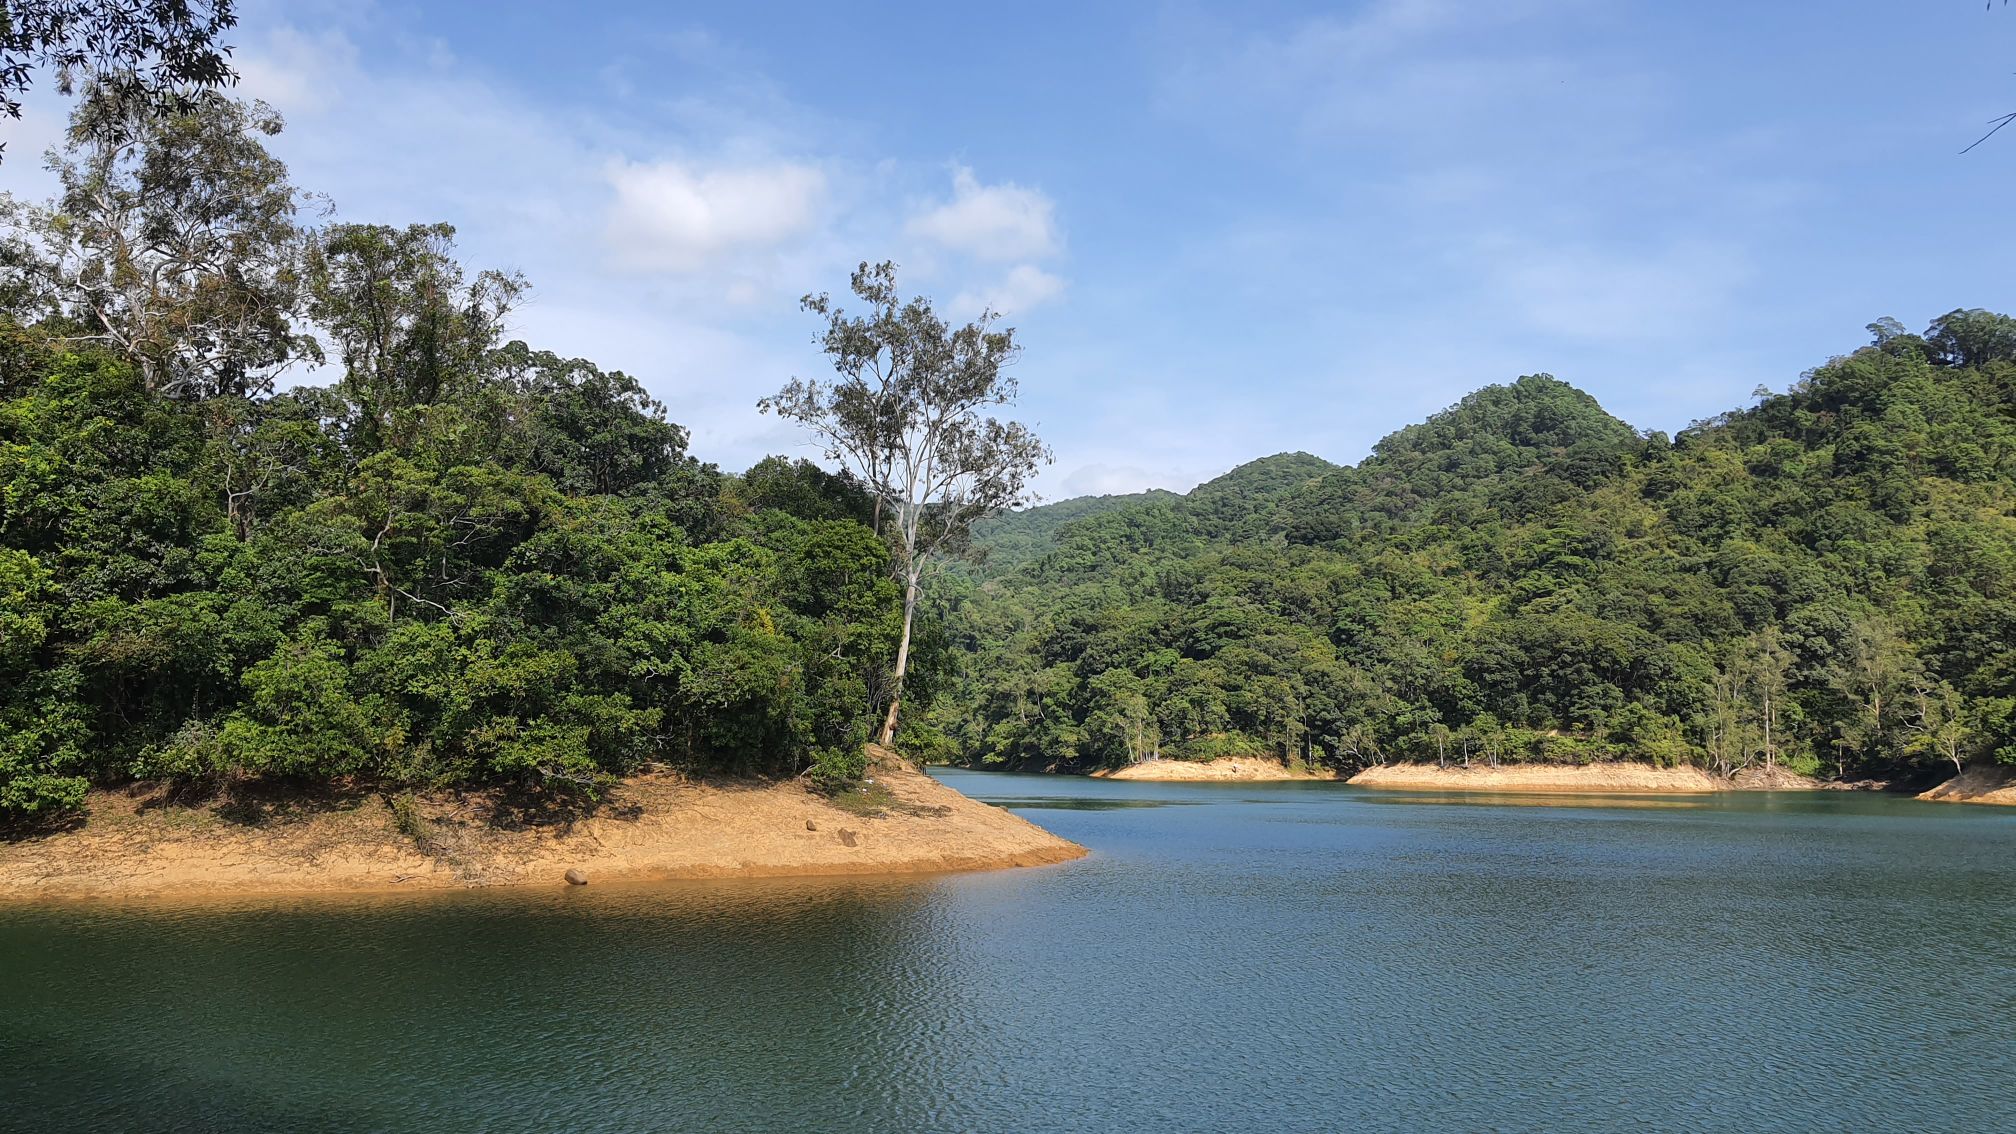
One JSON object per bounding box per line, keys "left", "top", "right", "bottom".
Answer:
{"left": 907, "top": 165, "right": 1059, "bottom": 261}
{"left": 234, "top": 26, "right": 359, "bottom": 113}
{"left": 955, "top": 264, "right": 1067, "bottom": 315}
{"left": 603, "top": 159, "right": 827, "bottom": 272}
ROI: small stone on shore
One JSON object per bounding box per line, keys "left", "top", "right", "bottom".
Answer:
{"left": 564, "top": 868, "right": 588, "bottom": 886}
{"left": 838, "top": 828, "right": 858, "bottom": 847}
{"left": 805, "top": 818, "right": 817, "bottom": 831}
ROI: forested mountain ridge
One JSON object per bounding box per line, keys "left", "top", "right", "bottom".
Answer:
{"left": 932, "top": 316, "right": 2016, "bottom": 781}
{"left": 1279, "top": 376, "right": 1643, "bottom": 544}
{"left": 964, "top": 488, "right": 1180, "bottom": 576}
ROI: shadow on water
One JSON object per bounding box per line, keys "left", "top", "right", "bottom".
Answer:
{"left": 0, "top": 879, "right": 1004, "bottom": 1134}
{"left": 984, "top": 797, "right": 1203, "bottom": 811}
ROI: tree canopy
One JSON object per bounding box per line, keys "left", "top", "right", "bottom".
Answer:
{"left": 0, "top": 96, "right": 913, "bottom": 816}
{"left": 1, "top": 1, "right": 240, "bottom": 162}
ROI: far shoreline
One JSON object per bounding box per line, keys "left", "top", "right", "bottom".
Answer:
{"left": 1346, "top": 761, "right": 2015, "bottom": 804}
{"left": 1090, "top": 756, "right": 1339, "bottom": 782}
{"left": 1349, "top": 761, "right": 1760, "bottom": 795}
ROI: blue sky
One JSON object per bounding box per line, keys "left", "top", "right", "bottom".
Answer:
{"left": 11, "top": 1, "right": 2016, "bottom": 498}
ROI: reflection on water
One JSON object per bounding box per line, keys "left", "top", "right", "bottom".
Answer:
{"left": 3, "top": 771, "right": 2013, "bottom": 1133}
{"left": 3, "top": 879, "right": 972, "bottom": 1132}
{"left": 1354, "top": 789, "right": 1714, "bottom": 809}
{"left": 982, "top": 796, "right": 1202, "bottom": 811}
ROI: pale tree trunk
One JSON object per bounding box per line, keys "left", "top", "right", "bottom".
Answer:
{"left": 1764, "top": 688, "right": 1775, "bottom": 775}
{"left": 878, "top": 568, "right": 921, "bottom": 746}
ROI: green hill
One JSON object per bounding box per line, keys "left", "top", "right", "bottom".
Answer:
{"left": 932, "top": 313, "right": 2016, "bottom": 781}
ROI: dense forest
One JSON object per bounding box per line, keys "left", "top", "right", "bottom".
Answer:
{"left": 931, "top": 315, "right": 2016, "bottom": 782}
{"left": 0, "top": 94, "right": 907, "bottom": 816}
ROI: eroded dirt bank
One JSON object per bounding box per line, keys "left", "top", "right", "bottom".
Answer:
{"left": 1346, "top": 762, "right": 1778, "bottom": 794}
{"left": 1092, "top": 757, "right": 1339, "bottom": 782}
{"left": 0, "top": 751, "right": 1085, "bottom": 900}
{"left": 1918, "top": 764, "right": 2016, "bottom": 806}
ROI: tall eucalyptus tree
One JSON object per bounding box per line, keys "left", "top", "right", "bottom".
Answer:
{"left": 763, "top": 261, "right": 1049, "bottom": 745}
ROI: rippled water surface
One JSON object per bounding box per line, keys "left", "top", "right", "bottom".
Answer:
{"left": 4, "top": 773, "right": 2014, "bottom": 1133}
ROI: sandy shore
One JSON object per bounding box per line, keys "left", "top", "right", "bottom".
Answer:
{"left": 1918, "top": 765, "right": 2016, "bottom": 806}
{"left": 1092, "top": 756, "right": 1339, "bottom": 782}
{"left": 0, "top": 750, "right": 1085, "bottom": 900}
{"left": 1345, "top": 762, "right": 1801, "bottom": 794}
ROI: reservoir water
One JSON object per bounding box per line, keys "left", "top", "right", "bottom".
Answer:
{"left": 3, "top": 771, "right": 2013, "bottom": 1133}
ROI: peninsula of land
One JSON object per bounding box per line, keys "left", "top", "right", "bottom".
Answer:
{"left": 1916, "top": 764, "right": 2016, "bottom": 806}
{"left": 0, "top": 751, "right": 1084, "bottom": 900}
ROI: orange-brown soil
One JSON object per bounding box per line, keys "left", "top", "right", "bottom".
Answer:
{"left": 1091, "top": 756, "right": 1339, "bottom": 782}
{"left": 0, "top": 748, "right": 1085, "bottom": 900}
{"left": 1918, "top": 764, "right": 2016, "bottom": 806}
{"left": 1350, "top": 762, "right": 1732, "bottom": 794}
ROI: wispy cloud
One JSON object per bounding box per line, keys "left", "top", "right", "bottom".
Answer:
{"left": 209, "top": 6, "right": 1078, "bottom": 478}
{"left": 603, "top": 158, "right": 827, "bottom": 272}
{"left": 1155, "top": 0, "right": 1786, "bottom": 358}
{"left": 1473, "top": 237, "right": 1754, "bottom": 343}
{"left": 955, "top": 264, "right": 1067, "bottom": 316}
{"left": 907, "top": 165, "right": 1060, "bottom": 261}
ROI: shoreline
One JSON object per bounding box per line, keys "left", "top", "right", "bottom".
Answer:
{"left": 1346, "top": 762, "right": 1814, "bottom": 795}
{"left": 1090, "top": 756, "right": 1339, "bottom": 782}
{"left": 0, "top": 750, "right": 1086, "bottom": 901}
{"left": 1917, "top": 764, "right": 2016, "bottom": 806}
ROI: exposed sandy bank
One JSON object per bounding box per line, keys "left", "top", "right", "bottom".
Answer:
{"left": 1917, "top": 765, "right": 2016, "bottom": 807}
{"left": 1347, "top": 762, "right": 1728, "bottom": 794}
{"left": 0, "top": 750, "right": 1085, "bottom": 900}
{"left": 1724, "top": 765, "right": 1825, "bottom": 791}
{"left": 1092, "top": 756, "right": 1339, "bottom": 782}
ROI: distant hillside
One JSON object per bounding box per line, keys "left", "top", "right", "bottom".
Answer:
{"left": 971, "top": 489, "right": 1180, "bottom": 575}
{"left": 1186, "top": 452, "right": 1340, "bottom": 537}
{"left": 1280, "top": 376, "right": 1643, "bottom": 544}
{"left": 970, "top": 452, "right": 1336, "bottom": 575}
{"left": 930, "top": 313, "right": 2016, "bottom": 785}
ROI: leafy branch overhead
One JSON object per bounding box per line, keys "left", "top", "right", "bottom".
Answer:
{"left": 1967, "top": 0, "right": 2016, "bottom": 152}
{"left": 0, "top": 0, "right": 241, "bottom": 162}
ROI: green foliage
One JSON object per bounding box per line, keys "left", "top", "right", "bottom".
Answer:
{"left": 729, "top": 456, "right": 875, "bottom": 527}
{"left": 945, "top": 327, "right": 2016, "bottom": 781}
{"left": 0, "top": 305, "right": 910, "bottom": 815}
{"left": 0, "top": 204, "right": 914, "bottom": 814}
{"left": 807, "top": 745, "right": 870, "bottom": 792}
{"left": 0, "top": 4, "right": 240, "bottom": 158}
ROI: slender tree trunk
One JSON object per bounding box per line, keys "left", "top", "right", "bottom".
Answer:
{"left": 878, "top": 570, "right": 921, "bottom": 746}
{"left": 1764, "top": 689, "right": 1774, "bottom": 775}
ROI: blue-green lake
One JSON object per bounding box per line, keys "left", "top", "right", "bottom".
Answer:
{"left": 3, "top": 771, "right": 2013, "bottom": 1133}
